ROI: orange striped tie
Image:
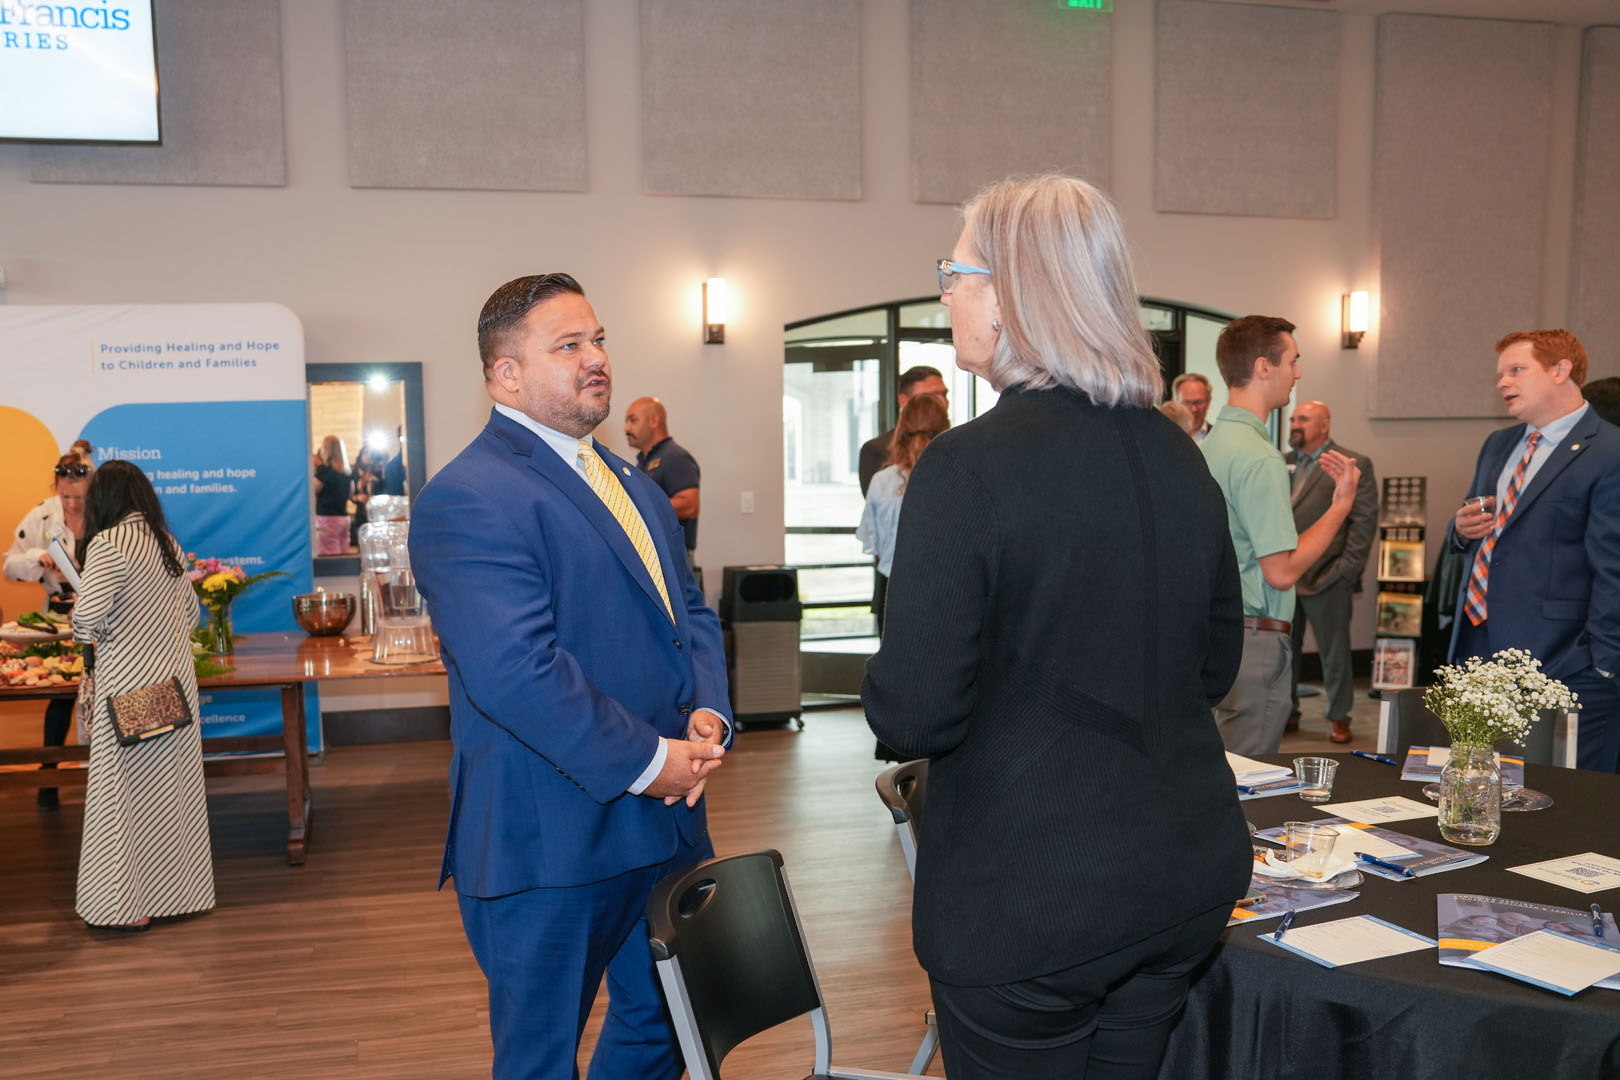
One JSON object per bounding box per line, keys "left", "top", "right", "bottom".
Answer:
{"left": 1463, "top": 432, "right": 1540, "bottom": 626}
{"left": 578, "top": 439, "right": 674, "bottom": 621}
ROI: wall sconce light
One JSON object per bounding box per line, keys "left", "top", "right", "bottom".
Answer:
{"left": 703, "top": 278, "right": 728, "bottom": 344}
{"left": 1341, "top": 291, "right": 1369, "bottom": 349}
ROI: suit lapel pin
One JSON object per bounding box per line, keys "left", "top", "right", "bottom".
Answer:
{"left": 1571, "top": 444, "right": 1581, "bottom": 451}
{"left": 622, "top": 466, "right": 631, "bottom": 476}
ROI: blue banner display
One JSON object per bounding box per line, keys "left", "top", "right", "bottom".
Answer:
{"left": 80, "top": 400, "right": 321, "bottom": 751}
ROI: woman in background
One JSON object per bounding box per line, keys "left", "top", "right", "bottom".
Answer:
{"left": 313, "top": 435, "right": 352, "bottom": 555}
{"left": 857, "top": 393, "right": 951, "bottom": 633}
{"left": 72, "top": 461, "right": 213, "bottom": 931}
{"left": 4, "top": 453, "right": 94, "bottom": 811}
{"left": 863, "top": 175, "right": 1250, "bottom": 1079}
{"left": 349, "top": 445, "right": 381, "bottom": 547}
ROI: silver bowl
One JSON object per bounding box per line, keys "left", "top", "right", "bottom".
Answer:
{"left": 292, "top": 592, "right": 356, "bottom": 636}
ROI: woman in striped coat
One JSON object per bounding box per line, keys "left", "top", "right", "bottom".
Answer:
{"left": 72, "top": 461, "right": 214, "bottom": 931}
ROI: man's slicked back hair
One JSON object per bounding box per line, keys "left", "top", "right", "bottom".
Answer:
{"left": 478, "top": 273, "right": 586, "bottom": 373}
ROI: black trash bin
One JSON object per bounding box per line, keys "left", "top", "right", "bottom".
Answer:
{"left": 719, "top": 565, "right": 803, "bottom": 730}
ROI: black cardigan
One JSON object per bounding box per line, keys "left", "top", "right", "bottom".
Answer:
{"left": 863, "top": 384, "right": 1252, "bottom": 987}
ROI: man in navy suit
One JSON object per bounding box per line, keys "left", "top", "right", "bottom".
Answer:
{"left": 410, "top": 273, "right": 733, "bottom": 1078}
{"left": 1449, "top": 329, "right": 1620, "bottom": 773}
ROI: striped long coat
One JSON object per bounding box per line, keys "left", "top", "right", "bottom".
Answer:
{"left": 71, "top": 512, "right": 214, "bottom": 926}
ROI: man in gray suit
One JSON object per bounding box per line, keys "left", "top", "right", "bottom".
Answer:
{"left": 1285, "top": 401, "right": 1378, "bottom": 743}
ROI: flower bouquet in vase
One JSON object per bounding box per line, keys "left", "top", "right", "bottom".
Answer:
{"left": 187, "top": 554, "right": 289, "bottom": 662}
{"left": 1423, "top": 649, "right": 1577, "bottom": 845}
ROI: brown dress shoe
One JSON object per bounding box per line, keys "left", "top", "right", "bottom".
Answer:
{"left": 1328, "top": 721, "right": 1352, "bottom": 744}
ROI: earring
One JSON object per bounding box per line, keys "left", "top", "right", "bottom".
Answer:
{"left": 992, "top": 320, "right": 1001, "bottom": 332}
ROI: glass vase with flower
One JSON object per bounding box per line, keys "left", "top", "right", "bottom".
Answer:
{"left": 187, "top": 554, "right": 289, "bottom": 661}
{"left": 1422, "top": 649, "right": 1577, "bottom": 846}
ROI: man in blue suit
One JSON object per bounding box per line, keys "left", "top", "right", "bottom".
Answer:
{"left": 410, "top": 273, "right": 733, "bottom": 1078}
{"left": 1449, "top": 329, "right": 1620, "bottom": 773}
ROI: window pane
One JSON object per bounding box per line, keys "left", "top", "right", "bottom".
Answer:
{"left": 1139, "top": 305, "right": 1175, "bottom": 332}
{"left": 899, "top": 300, "right": 950, "bottom": 330}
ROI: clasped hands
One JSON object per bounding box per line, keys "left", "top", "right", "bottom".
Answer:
{"left": 644, "top": 710, "right": 726, "bottom": 808}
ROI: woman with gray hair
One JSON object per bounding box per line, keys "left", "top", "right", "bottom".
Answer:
{"left": 863, "top": 175, "right": 1251, "bottom": 1078}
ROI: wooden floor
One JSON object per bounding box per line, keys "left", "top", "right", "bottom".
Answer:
{"left": 0, "top": 691, "right": 1382, "bottom": 1079}
{"left": 0, "top": 708, "right": 941, "bottom": 1078}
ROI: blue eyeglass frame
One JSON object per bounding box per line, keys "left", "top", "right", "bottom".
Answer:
{"left": 937, "top": 258, "right": 990, "bottom": 293}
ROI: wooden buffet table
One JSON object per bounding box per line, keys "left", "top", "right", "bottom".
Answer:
{"left": 0, "top": 632, "right": 445, "bottom": 864}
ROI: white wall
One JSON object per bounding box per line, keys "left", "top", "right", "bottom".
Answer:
{"left": 0, "top": 0, "right": 1605, "bottom": 651}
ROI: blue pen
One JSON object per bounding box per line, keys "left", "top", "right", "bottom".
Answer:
{"left": 1355, "top": 852, "right": 1416, "bottom": 878}
{"left": 1351, "top": 750, "right": 1399, "bottom": 766}
{"left": 1274, "top": 909, "right": 1297, "bottom": 940}
{"left": 1593, "top": 904, "right": 1605, "bottom": 939}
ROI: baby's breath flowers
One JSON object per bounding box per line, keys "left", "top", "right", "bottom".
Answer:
{"left": 1424, "top": 649, "right": 1579, "bottom": 747}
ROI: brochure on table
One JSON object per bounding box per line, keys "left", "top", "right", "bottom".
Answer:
{"left": 1437, "top": 893, "right": 1620, "bottom": 990}
{"left": 1262, "top": 915, "right": 1436, "bottom": 968}
{"left": 1401, "top": 746, "right": 1525, "bottom": 788}
{"left": 1256, "top": 820, "right": 1488, "bottom": 879}
{"left": 0, "top": 305, "right": 319, "bottom": 752}
{"left": 1229, "top": 877, "right": 1359, "bottom": 926}
{"left": 1469, "top": 931, "right": 1620, "bottom": 996}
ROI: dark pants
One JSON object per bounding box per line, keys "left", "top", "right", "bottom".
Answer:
{"left": 873, "top": 571, "right": 902, "bottom": 761}
{"left": 928, "top": 905, "right": 1230, "bottom": 1080}
{"left": 39, "top": 697, "right": 72, "bottom": 789}
{"left": 455, "top": 835, "right": 708, "bottom": 1080}
{"left": 1291, "top": 579, "right": 1355, "bottom": 725}
{"left": 1453, "top": 619, "right": 1620, "bottom": 773}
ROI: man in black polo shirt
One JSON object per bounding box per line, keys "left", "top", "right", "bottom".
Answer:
{"left": 624, "top": 397, "right": 700, "bottom": 567}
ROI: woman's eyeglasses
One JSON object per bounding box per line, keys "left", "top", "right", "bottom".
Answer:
{"left": 936, "top": 258, "right": 991, "bottom": 294}
{"left": 54, "top": 463, "right": 90, "bottom": 478}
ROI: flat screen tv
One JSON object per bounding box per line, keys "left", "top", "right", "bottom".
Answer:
{"left": 0, "top": 0, "right": 160, "bottom": 143}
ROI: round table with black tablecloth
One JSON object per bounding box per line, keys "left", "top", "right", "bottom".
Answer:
{"left": 1157, "top": 754, "right": 1620, "bottom": 1080}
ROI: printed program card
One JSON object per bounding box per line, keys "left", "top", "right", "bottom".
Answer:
{"left": 1262, "top": 915, "right": 1436, "bottom": 969}
{"left": 1317, "top": 796, "right": 1438, "bottom": 825}
{"left": 1467, "top": 930, "right": 1620, "bottom": 996}
{"left": 1329, "top": 824, "right": 1416, "bottom": 861}
{"left": 1509, "top": 853, "right": 1620, "bottom": 894}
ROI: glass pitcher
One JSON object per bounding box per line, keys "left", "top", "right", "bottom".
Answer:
{"left": 357, "top": 520, "right": 438, "bottom": 665}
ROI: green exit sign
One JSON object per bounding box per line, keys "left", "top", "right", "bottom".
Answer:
{"left": 1067, "top": 0, "right": 1113, "bottom": 9}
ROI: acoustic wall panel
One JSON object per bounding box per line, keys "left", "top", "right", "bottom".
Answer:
{"left": 640, "top": 0, "right": 860, "bottom": 200}
{"left": 343, "top": 0, "right": 585, "bottom": 192}
{"left": 30, "top": 0, "right": 286, "bottom": 187}
{"left": 1570, "top": 27, "right": 1620, "bottom": 371}
{"left": 911, "top": 0, "right": 1110, "bottom": 206}
{"left": 1155, "top": 0, "right": 1337, "bottom": 219}
{"left": 1371, "top": 15, "right": 1554, "bottom": 419}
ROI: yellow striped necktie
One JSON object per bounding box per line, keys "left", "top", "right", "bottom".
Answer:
{"left": 578, "top": 439, "right": 674, "bottom": 621}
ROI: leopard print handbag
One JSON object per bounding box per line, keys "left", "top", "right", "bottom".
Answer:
{"left": 107, "top": 677, "right": 194, "bottom": 747}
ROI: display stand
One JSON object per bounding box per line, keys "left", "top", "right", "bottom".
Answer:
{"left": 1372, "top": 477, "right": 1426, "bottom": 690}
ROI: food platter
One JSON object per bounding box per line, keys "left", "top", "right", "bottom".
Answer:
{"left": 0, "top": 624, "right": 73, "bottom": 644}
{"left": 1, "top": 651, "right": 85, "bottom": 687}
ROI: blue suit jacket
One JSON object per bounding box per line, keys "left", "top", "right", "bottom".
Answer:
{"left": 1448, "top": 408, "right": 1620, "bottom": 679}
{"left": 409, "top": 409, "right": 733, "bottom": 897}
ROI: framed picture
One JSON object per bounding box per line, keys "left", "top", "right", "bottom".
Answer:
{"left": 1376, "top": 591, "right": 1423, "bottom": 637}
{"left": 1372, "top": 638, "right": 1417, "bottom": 690}
{"left": 1379, "top": 539, "right": 1427, "bottom": 583}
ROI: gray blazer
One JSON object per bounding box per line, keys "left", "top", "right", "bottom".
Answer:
{"left": 1284, "top": 439, "right": 1378, "bottom": 596}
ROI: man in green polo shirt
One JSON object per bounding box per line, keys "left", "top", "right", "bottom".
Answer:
{"left": 1201, "top": 316, "right": 1362, "bottom": 754}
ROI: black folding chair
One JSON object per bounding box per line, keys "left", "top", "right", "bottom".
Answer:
{"left": 647, "top": 849, "right": 925, "bottom": 1080}
{"left": 873, "top": 760, "right": 938, "bottom": 1074}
